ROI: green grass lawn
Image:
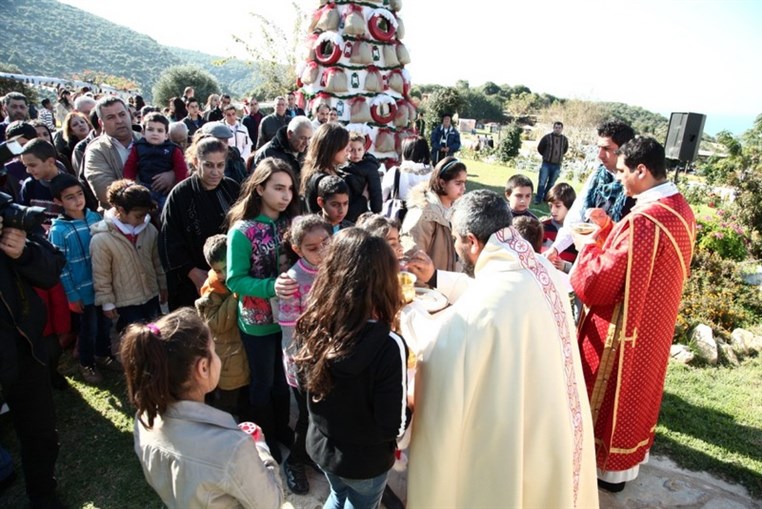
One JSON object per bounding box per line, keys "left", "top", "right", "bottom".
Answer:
{"left": 655, "top": 357, "right": 762, "bottom": 498}
{"left": 462, "top": 157, "right": 551, "bottom": 218}
{"left": 0, "top": 356, "right": 163, "bottom": 508}
{"left": 0, "top": 157, "right": 758, "bottom": 507}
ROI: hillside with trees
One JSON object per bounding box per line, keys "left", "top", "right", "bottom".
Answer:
{"left": 0, "top": 0, "right": 256, "bottom": 99}
{"left": 415, "top": 81, "right": 670, "bottom": 137}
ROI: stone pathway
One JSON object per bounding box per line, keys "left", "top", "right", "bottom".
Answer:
{"left": 277, "top": 452, "right": 760, "bottom": 509}
{"left": 276, "top": 453, "right": 408, "bottom": 509}
{"left": 599, "top": 455, "right": 760, "bottom": 509}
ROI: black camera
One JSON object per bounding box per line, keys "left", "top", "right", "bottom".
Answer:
{"left": 0, "top": 192, "right": 46, "bottom": 232}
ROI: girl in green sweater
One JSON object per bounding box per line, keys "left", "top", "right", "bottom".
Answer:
{"left": 225, "top": 157, "right": 301, "bottom": 462}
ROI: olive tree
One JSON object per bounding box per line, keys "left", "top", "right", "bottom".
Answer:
{"left": 152, "top": 65, "right": 220, "bottom": 108}
{"left": 423, "top": 87, "right": 464, "bottom": 138}
{"left": 495, "top": 123, "right": 522, "bottom": 164}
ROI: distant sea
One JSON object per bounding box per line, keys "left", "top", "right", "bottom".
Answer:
{"left": 661, "top": 112, "right": 758, "bottom": 136}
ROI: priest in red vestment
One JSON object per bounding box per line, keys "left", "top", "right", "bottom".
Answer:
{"left": 571, "top": 136, "right": 696, "bottom": 492}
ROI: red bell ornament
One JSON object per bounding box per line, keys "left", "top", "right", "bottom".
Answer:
{"left": 343, "top": 4, "right": 366, "bottom": 36}
{"left": 350, "top": 97, "right": 373, "bottom": 123}
{"left": 300, "top": 61, "right": 320, "bottom": 85}
{"left": 324, "top": 67, "right": 348, "bottom": 93}
{"left": 374, "top": 128, "right": 395, "bottom": 152}
{"left": 311, "top": 3, "right": 340, "bottom": 33}
{"left": 365, "top": 66, "right": 383, "bottom": 93}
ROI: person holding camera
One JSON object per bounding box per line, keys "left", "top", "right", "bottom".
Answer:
{"left": 0, "top": 197, "right": 66, "bottom": 508}
{"left": 429, "top": 113, "right": 461, "bottom": 166}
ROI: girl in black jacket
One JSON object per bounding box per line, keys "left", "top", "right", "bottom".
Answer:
{"left": 295, "top": 228, "right": 409, "bottom": 509}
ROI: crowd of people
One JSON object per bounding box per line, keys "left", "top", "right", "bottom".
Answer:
{"left": 0, "top": 86, "right": 696, "bottom": 509}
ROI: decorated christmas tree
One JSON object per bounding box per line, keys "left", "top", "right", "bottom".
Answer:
{"left": 295, "top": 0, "right": 415, "bottom": 168}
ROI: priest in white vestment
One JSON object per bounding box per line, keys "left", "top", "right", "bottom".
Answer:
{"left": 407, "top": 190, "right": 599, "bottom": 509}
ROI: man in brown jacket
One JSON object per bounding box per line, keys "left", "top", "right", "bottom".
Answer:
{"left": 84, "top": 97, "right": 171, "bottom": 210}
{"left": 535, "top": 121, "right": 569, "bottom": 203}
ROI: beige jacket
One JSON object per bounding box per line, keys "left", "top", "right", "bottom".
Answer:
{"left": 401, "top": 184, "right": 458, "bottom": 272}
{"left": 90, "top": 210, "right": 167, "bottom": 309}
{"left": 195, "top": 270, "right": 250, "bottom": 391}
{"left": 134, "top": 400, "right": 283, "bottom": 509}
{"left": 83, "top": 132, "right": 141, "bottom": 210}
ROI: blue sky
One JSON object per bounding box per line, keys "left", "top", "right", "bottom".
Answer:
{"left": 60, "top": 0, "right": 762, "bottom": 135}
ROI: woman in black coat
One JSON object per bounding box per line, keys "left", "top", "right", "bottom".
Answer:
{"left": 159, "top": 138, "right": 240, "bottom": 310}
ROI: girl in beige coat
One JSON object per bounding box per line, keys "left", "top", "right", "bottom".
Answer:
{"left": 90, "top": 180, "right": 167, "bottom": 332}
{"left": 122, "top": 308, "right": 282, "bottom": 509}
{"left": 400, "top": 157, "right": 467, "bottom": 273}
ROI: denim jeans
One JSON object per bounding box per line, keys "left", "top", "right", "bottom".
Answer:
{"left": 537, "top": 161, "right": 561, "bottom": 203}
{"left": 322, "top": 469, "right": 389, "bottom": 509}
{"left": 78, "top": 304, "right": 112, "bottom": 367}
{"left": 116, "top": 297, "right": 161, "bottom": 333}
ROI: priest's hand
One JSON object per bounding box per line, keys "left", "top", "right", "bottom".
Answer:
{"left": 406, "top": 250, "right": 435, "bottom": 284}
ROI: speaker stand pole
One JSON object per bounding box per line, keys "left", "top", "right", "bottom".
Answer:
{"left": 673, "top": 160, "right": 682, "bottom": 184}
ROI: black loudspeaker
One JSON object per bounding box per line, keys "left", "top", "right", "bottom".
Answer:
{"left": 664, "top": 112, "right": 706, "bottom": 162}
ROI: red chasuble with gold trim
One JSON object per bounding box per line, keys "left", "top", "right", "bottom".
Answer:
{"left": 571, "top": 191, "right": 695, "bottom": 472}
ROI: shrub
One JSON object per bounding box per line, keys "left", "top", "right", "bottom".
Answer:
{"left": 495, "top": 123, "right": 522, "bottom": 164}
{"left": 677, "top": 181, "right": 710, "bottom": 207}
{"left": 731, "top": 166, "right": 762, "bottom": 258}
{"left": 695, "top": 211, "right": 748, "bottom": 261}
{"left": 675, "top": 251, "right": 762, "bottom": 344}
{"left": 152, "top": 65, "right": 220, "bottom": 109}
